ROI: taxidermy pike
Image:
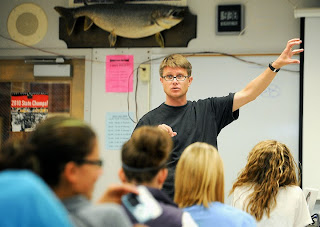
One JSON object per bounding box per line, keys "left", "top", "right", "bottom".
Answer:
{"left": 54, "top": 3, "right": 185, "bottom": 47}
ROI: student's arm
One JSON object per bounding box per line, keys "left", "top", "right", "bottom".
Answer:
{"left": 232, "top": 38, "right": 304, "bottom": 112}
{"left": 97, "top": 183, "right": 138, "bottom": 204}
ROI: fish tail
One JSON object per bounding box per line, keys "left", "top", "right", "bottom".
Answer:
{"left": 54, "top": 6, "right": 77, "bottom": 36}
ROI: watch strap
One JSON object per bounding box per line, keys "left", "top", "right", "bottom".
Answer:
{"left": 269, "top": 61, "right": 280, "bottom": 72}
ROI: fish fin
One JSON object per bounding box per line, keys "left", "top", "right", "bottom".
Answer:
{"left": 84, "top": 17, "right": 94, "bottom": 31}
{"left": 150, "top": 11, "right": 160, "bottom": 26}
{"left": 108, "top": 32, "right": 117, "bottom": 47}
{"left": 155, "top": 32, "right": 164, "bottom": 48}
{"left": 54, "top": 7, "right": 76, "bottom": 36}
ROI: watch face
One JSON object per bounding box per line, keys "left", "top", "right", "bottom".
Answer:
{"left": 217, "top": 4, "right": 244, "bottom": 35}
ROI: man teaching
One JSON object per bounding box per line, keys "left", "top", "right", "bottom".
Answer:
{"left": 133, "top": 38, "right": 303, "bottom": 199}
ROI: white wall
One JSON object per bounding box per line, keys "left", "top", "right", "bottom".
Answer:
{"left": 1, "top": 0, "right": 320, "bottom": 202}
{"left": 0, "top": 0, "right": 309, "bottom": 51}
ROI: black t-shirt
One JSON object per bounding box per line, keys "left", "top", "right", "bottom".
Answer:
{"left": 134, "top": 93, "right": 239, "bottom": 199}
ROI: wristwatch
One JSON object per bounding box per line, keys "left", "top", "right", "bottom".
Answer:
{"left": 269, "top": 61, "right": 281, "bottom": 73}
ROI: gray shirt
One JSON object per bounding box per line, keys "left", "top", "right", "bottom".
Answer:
{"left": 62, "top": 195, "right": 131, "bottom": 227}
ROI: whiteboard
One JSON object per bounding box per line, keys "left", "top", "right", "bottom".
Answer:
{"left": 150, "top": 55, "right": 300, "bottom": 204}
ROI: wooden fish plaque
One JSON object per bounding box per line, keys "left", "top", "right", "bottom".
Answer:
{"left": 57, "top": 4, "right": 197, "bottom": 48}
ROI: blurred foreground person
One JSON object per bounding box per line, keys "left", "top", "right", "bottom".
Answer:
{"left": 0, "top": 139, "right": 74, "bottom": 227}
{"left": 26, "top": 116, "right": 134, "bottom": 227}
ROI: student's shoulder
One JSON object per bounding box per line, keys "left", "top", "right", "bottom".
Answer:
{"left": 1, "top": 170, "right": 53, "bottom": 198}
{"left": 280, "top": 185, "right": 304, "bottom": 199}
{"left": 214, "top": 203, "right": 256, "bottom": 225}
{"left": 82, "top": 203, "right": 131, "bottom": 226}
{"left": 84, "top": 202, "right": 126, "bottom": 215}
{"left": 285, "top": 185, "right": 302, "bottom": 191}
{"left": 279, "top": 185, "right": 303, "bottom": 196}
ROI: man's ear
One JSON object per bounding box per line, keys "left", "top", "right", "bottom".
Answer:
{"left": 63, "top": 162, "right": 79, "bottom": 184}
{"left": 118, "top": 168, "right": 127, "bottom": 183}
{"left": 188, "top": 76, "right": 193, "bottom": 86}
{"left": 160, "top": 76, "right": 164, "bottom": 85}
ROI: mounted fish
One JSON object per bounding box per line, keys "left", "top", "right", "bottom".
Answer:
{"left": 54, "top": 3, "right": 185, "bottom": 47}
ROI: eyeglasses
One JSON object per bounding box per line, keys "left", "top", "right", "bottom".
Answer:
{"left": 74, "top": 159, "right": 103, "bottom": 167}
{"left": 161, "top": 75, "right": 190, "bottom": 81}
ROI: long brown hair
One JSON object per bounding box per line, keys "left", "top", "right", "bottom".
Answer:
{"left": 230, "top": 140, "right": 299, "bottom": 221}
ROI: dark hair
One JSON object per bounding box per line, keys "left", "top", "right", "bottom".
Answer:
{"left": 121, "top": 126, "right": 172, "bottom": 183}
{"left": 0, "top": 138, "right": 39, "bottom": 173}
{"left": 27, "top": 116, "right": 96, "bottom": 187}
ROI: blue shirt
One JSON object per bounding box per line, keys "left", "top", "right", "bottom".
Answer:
{"left": 184, "top": 202, "right": 256, "bottom": 227}
{"left": 0, "top": 170, "right": 74, "bottom": 227}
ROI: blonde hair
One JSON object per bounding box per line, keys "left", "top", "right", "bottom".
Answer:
{"left": 159, "top": 54, "right": 192, "bottom": 77}
{"left": 230, "top": 140, "right": 299, "bottom": 221}
{"left": 174, "top": 142, "right": 224, "bottom": 208}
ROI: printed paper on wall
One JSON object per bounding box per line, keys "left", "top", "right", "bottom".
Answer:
{"left": 11, "top": 92, "right": 48, "bottom": 132}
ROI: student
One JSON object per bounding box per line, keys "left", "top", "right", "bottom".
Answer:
{"left": 25, "top": 116, "right": 134, "bottom": 227}
{"left": 0, "top": 139, "right": 74, "bottom": 227}
{"left": 230, "top": 140, "right": 312, "bottom": 227}
{"left": 134, "top": 39, "right": 304, "bottom": 199}
{"left": 119, "top": 126, "right": 198, "bottom": 227}
{"left": 174, "top": 142, "right": 256, "bottom": 227}
{"left": 0, "top": 137, "right": 38, "bottom": 172}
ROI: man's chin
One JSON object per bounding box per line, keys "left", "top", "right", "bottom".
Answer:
{"left": 168, "top": 94, "right": 181, "bottom": 99}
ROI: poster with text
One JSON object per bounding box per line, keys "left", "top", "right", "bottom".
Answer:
{"left": 11, "top": 93, "right": 48, "bottom": 132}
{"left": 106, "top": 55, "right": 134, "bottom": 92}
{"left": 105, "top": 112, "right": 135, "bottom": 150}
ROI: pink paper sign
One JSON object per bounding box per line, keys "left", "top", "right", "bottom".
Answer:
{"left": 106, "top": 55, "right": 134, "bottom": 92}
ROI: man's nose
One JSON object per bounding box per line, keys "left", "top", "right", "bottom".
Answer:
{"left": 172, "top": 78, "right": 179, "bottom": 83}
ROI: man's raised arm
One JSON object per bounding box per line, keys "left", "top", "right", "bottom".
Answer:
{"left": 233, "top": 38, "right": 304, "bottom": 112}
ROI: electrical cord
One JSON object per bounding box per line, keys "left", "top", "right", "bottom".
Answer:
{"left": 0, "top": 34, "right": 300, "bottom": 124}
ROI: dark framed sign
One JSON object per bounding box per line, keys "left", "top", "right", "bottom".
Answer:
{"left": 216, "top": 4, "right": 244, "bottom": 35}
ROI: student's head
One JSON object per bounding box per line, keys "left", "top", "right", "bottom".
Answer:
{"left": 159, "top": 54, "right": 192, "bottom": 77}
{"left": 174, "top": 142, "right": 224, "bottom": 208}
{"left": 241, "top": 140, "right": 298, "bottom": 186}
{"left": 230, "top": 140, "right": 299, "bottom": 220}
{"left": 119, "top": 126, "right": 172, "bottom": 188}
{"left": 0, "top": 138, "right": 38, "bottom": 173}
{"left": 27, "top": 116, "right": 102, "bottom": 199}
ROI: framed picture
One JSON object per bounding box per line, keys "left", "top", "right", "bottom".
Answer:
{"left": 216, "top": 4, "right": 244, "bottom": 35}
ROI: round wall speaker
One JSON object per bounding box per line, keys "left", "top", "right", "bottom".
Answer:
{"left": 7, "top": 3, "right": 48, "bottom": 46}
